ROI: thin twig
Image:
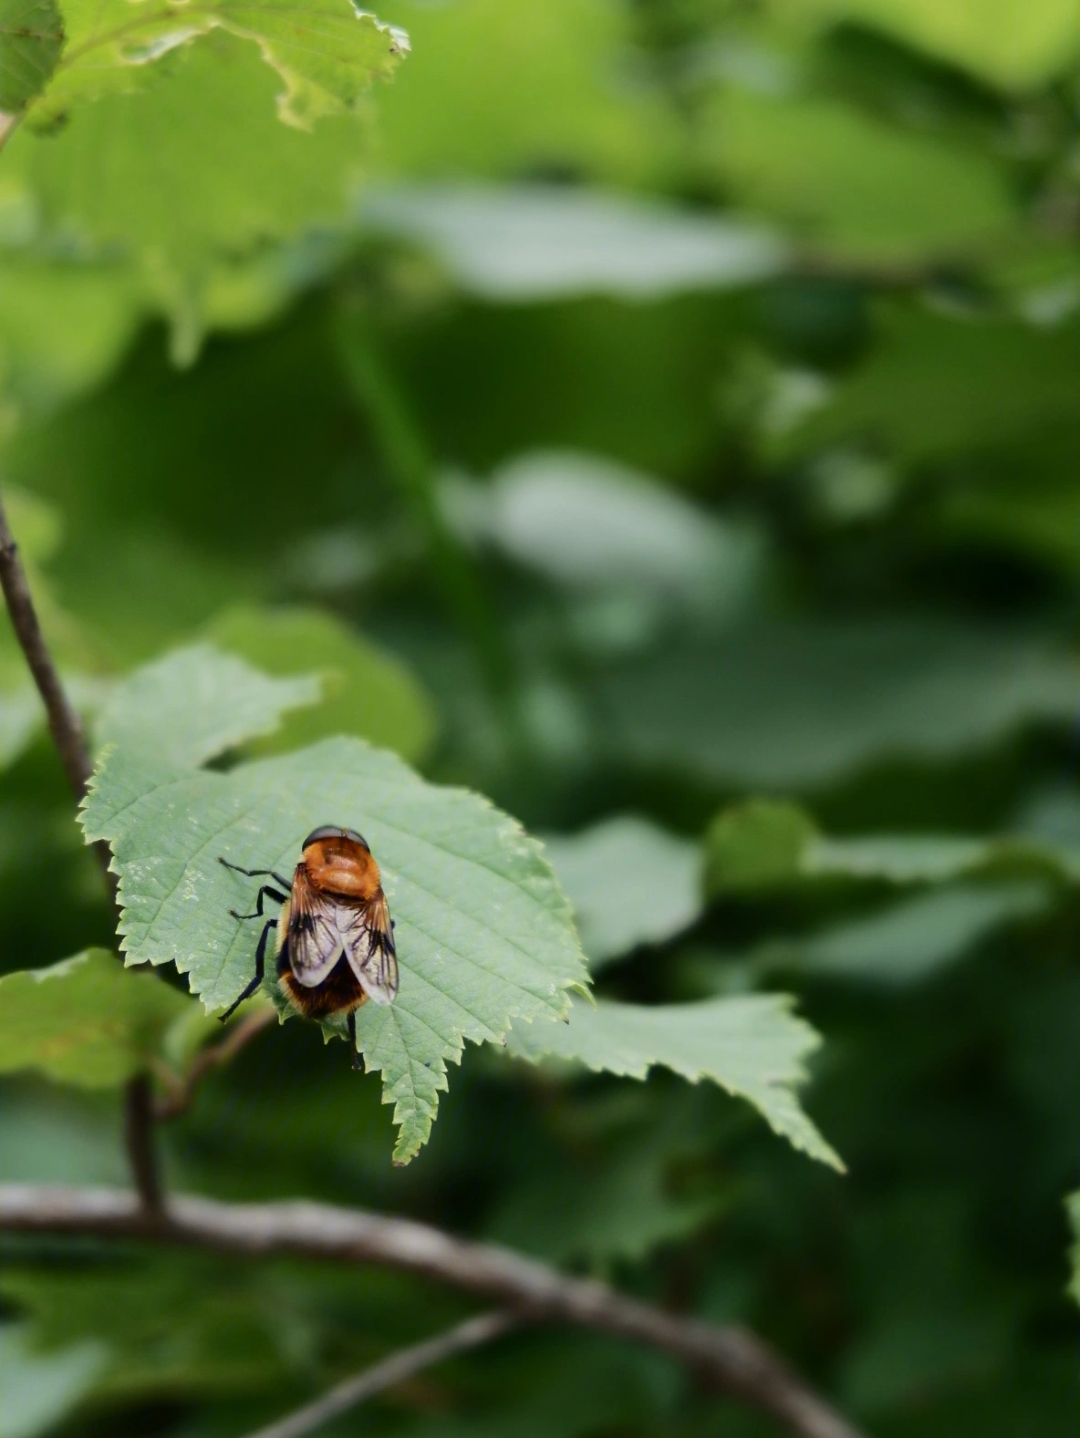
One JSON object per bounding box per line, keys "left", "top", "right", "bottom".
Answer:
{"left": 0, "top": 492, "right": 91, "bottom": 798}
{"left": 0, "top": 1185, "right": 870, "bottom": 1438}
{"left": 152, "top": 1006, "right": 278, "bottom": 1121}
{"left": 243, "top": 1311, "right": 517, "bottom": 1438}
{"left": 0, "top": 490, "right": 161, "bottom": 1210}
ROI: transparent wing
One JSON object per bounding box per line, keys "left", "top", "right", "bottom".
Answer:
{"left": 286, "top": 867, "right": 348, "bottom": 989}
{"left": 341, "top": 893, "right": 399, "bottom": 1006}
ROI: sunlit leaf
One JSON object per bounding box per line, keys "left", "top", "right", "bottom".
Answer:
{"left": 94, "top": 642, "right": 322, "bottom": 767}
{"left": 507, "top": 994, "right": 841, "bottom": 1168}
{"left": 1068, "top": 1191, "right": 1080, "bottom": 1306}
{"left": 29, "top": 0, "right": 407, "bottom": 126}
{"left": 775, "top": 0, "right": 1080, "bottom": 91}
{"left": 701, "top": 86, "right": 1014, "bottom": 264}
{"left": 81, "top": 736, "right": 589, "bottom": 1162}
{"left": 0, "top": 948, "right": 191, "bottom": 1087}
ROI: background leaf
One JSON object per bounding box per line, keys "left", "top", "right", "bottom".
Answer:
{"left": 94, "top": 642, "right": 322, "bottom": 766}
{"left": 0, "top": 948, "right": 191, "bottom": 1087}
{"left": 206, "top": 604, "right": 436, "bottom": 763}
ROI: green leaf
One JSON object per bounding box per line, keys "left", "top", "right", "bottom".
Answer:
{"left": 361, "top": 184, "right": 788, "bottom": 300}
{"left": 0, "top": 1326, "right": 104, "bottom": 1438}
{"left": 0, "top": 0, "right": 63, "bottom": 115}
{"left": 0, "top": 949, "right": 192, "bottom": 1087}
{"left": 599, "top": 616, "right": 1080, "bottom": 788}
{"left": 775, "top": 0, "right": 1080, "bottom": 91}
{"left": 80, "top": 736, "right": 590, "bottom": 1162}
{"left": 507, "top": 995, "right": 842, "bottom": 1168}
{"left": 0, "top": 38, "right": 384, "bottom": 355}
{"left": 371, "top": 0, "right": 679, "bottom": 186}
{"left": 206, "top": 605, "right": 436, "bottom": 764}
{"left": 542, "top": 816, "right": 702, "bottom": 969}
{"left": 700, "top": 86, "right": 1014, "bottom": 264}
{"left": 756, "top": 882, "right": 1050, "bottom": 985}
{"left": 94, "top": 642, "right": 323, "bottom": 767}
{"left": 1067, "top": 1191, "right": 1080, "bottom": 1306}
{"left": 784, "top": 309, "right": 1080, "bottom": 468}
{"left": 29, "top": 0, "right": 407, "bottom": 126}
{"left": 704, "top": 799, "right": 819, "bottom": 896}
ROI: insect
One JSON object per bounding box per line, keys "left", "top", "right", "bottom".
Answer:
{"left": 218, "top": 826, "right": 398, "bottom": 1069}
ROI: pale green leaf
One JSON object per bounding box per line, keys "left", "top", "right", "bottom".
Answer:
{"left": 0, "top": 949, "right": 191, "bottom": 1088}
{"left": 80, "top": 736, "right": 590, "bottom": 1162}
{"left": 756, "top": 883, "right": 1050, "bottom": 985}
{"left": 704, "top": 797, "right": 1080, "bottom": 894}
{"left": 0, "top": 38, "right": 380, "bottom": 353}
{"left": 30, "top": 0, "right": 407, "bottom": 126}
{"left": 700, "top": 86, "right": 1014, "bottom": 264}
{"left": 542, "top": 816, "right": 701, "bottom": 968}
{"left": 0, "top": 1327, "right": 105, "bottom": 1438}
{"left": 507, "top": 995, "right": 842, "bottom": 1168}
{"left": 94, "top": 642, "right": 323, "bottom": 767}
{"left": 775, "top": 0, "right": 1080, "bottom": 91}
{"left": 361, "top": 184, "right": 788, "bottom": 300}
{"left": 371, "top": 0, "right": 680, "bottom": 187}
{"left": 206, "top": 604, "right": 436, "bottom": 764}
{"left": 0, "top": 0, "right": 63, "bottom": 115}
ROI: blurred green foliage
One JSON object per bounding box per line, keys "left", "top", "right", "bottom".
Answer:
{"left": 2, "top": 0, "right": 1080, "bottom": 1435}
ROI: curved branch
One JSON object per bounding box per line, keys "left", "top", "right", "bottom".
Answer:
{"left": 243, "top": 1311, "right": 517, "bottom": 1438}
{"left": 0, "top": 1184, "right": 869, "bottom": 1438}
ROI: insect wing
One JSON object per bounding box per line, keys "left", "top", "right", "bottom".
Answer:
{"left": 286, "top": 867, "right": 346, "bottom": 988}
{"left": 342, "top": 893, "right": 399, "bottom": 1005}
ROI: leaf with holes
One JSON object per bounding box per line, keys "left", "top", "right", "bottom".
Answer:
{"left": 26, "top": 0, "right": 407, "bottom": 127}
{"left": 80, "top": 736, "right": 590, "bottom": 1163}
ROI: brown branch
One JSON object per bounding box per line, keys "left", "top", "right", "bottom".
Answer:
{"left": 0, "top": 490, "right": 161, "bottom": 1210}
{"left": 243, "top": 1311, "right": 517, "bottom": 1438}
{"left": 152, "top": 1006, "right": 277, "bottom": 1121}
{"left": 0, "top": 491, "right": 92, "bottom": 798}
{"left": 0, "top": 1184, "right": 870, "bottom": 1438}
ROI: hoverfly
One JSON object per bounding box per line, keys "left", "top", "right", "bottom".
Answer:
{"left": 218, "top": 826, "right": 398, "bottom": 1069}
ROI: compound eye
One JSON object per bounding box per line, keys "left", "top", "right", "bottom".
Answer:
{"left": 302, "top": 824, "right": 369, "bottom": 851}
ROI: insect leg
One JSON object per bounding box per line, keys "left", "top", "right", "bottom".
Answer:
{"left": 219, "top": 917, "right": 276, "bottom": 1022}
{"left": 348, "top": 1009, "right": 361, "bottom": 1071}
{"left": 229, "top": 884, "right": 287, "bottom": 921}
{"left": 218, "top": 857, "right": 291, "bottom": 888}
